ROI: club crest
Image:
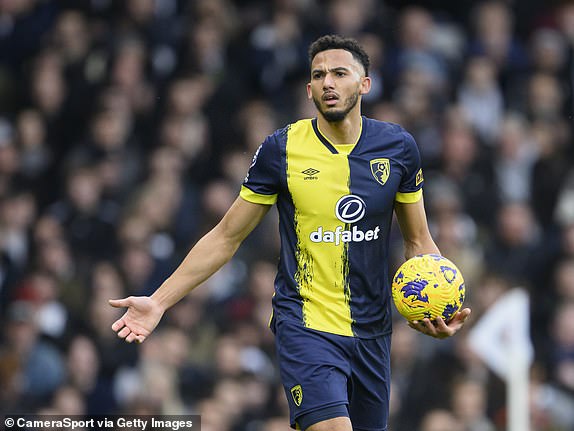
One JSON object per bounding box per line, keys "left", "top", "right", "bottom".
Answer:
{"left": 370, "top": 158, "right": 390, "bottom": 186}
{"left": 290, "top": 384, "right": 303, "bottom": 407}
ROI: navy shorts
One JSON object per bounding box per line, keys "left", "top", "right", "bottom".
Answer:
{"left": 274, "top": 320, "right": 391, "bottom": 431}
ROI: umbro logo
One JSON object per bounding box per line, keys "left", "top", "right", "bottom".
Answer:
{"left": 302, "top": 168, "right": 320, "bottom": 180}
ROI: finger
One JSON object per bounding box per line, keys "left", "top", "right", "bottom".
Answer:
{"left": 126, "top": 332, "right": 139, "bottom": 343}
{"left": 111, "top": 318, "right": 125, "bottom": 332}
{"left": 117, "top": 326, "right": 131, "bottom": 339}
{"left": 109, "top": 298, "right": 131, "bottom": 308}
{"left": 459, "top": 308, "right": 471, "bottom": 320}
{"left": 135, "top": 335, "right": 146, "bottom": 343}
{"left": 408, "top": 320, "right": 423, "bottom": 332}
{"left": 422, "top": 318, "right": 438, "bottom": 335}
{"left": 434, "top": 317, "right": 450, "bottom": 332}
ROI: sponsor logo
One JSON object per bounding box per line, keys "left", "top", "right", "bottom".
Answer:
{"left": 370, "top": 158, "right": 390, "bottom": 186}
{"left": 310, "top": 225, "right": 380, "bottom": 245}
{"left": 309, "top": 194, "right": 381, "bottom": 245}
{"left": 302, "top": 167, "right": 320, "bottom": 180}
{"left": 290, "top": 384, "right": 303, "bottom": 407}
{"left": 335, "top": 194, "right": 366, "bottom": 223}
{"left": 416, "top": 168, "right": 424, "bottom": 186}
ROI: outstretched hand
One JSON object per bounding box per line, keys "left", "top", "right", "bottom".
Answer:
{"left": 408, "top": 307, "right": 471, "bottom": 339}
{"left": 109, "top": 296, "right": 165, "bottom": 343}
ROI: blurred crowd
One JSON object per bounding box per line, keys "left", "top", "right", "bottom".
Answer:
{"left": 0, "top": 0, "right": 574, "bottom": 430}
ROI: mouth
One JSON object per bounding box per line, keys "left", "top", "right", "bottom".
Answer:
{"left": 322, "top": 92, "right": 339, "bottom": 106}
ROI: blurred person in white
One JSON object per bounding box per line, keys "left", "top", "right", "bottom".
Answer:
{"left": 457, "top": 56, "right": 504, "bottom": 145}
{"left": 493, "top": 113, "right": 537, "bottom": 204}
{"left": 419, "top": 409, "right": 464, "bottom": 431}
{"left": 450, "top": 378, "right": 496, "bottom": 431}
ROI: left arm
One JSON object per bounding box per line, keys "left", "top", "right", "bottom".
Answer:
{"left": 394, "top": 197, "right": 439, "bottom": 259}
{"left": 394, "top": 197, "right": 471, "bottom": 338}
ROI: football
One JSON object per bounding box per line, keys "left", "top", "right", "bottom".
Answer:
{"left": 391, "top": 254, "right": 465, "bottom": 323}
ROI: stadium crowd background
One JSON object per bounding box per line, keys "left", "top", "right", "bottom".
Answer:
{"left": 1, "top": 0, "right": 574, "bottom": 430}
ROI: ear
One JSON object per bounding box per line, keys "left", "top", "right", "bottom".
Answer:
{"left": 306, "top": 82, "right": 312, "bottom": 99}
{"left": 360, "top": 76, "right": 372, "bottom": 95}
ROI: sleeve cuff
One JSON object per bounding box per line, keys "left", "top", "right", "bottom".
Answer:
{"left": 240, "top": 185, "right": 278, "bottom": 205}
{"left": 395, "top": 189, "right": 423, "bottom": 204}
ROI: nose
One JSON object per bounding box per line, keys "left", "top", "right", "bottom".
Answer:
{"left": 322, "top": 72, "right": 335, "bottom": 90}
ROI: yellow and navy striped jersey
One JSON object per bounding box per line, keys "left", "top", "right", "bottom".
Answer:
{"left": 240, "top": 117, "right": 424, "bottom": 338}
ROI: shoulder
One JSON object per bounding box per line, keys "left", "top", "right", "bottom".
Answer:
{"left": 363, "top": 117, "right": 411, "bottom": 139}
{"left": 266, "top": 119, "right": 311, "bottom": 141}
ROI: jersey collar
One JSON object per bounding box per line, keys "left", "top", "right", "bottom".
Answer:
{"left": 311, "top": 117, "right": 365, "bottom": 155}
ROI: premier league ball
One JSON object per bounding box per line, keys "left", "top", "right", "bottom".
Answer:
{"left": 391, "top": 254, "right": 465, "bottom": 323}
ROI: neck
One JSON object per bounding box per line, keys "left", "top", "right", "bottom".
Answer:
{"left": 317, "top": 110, "right": 362, "bottom": 146}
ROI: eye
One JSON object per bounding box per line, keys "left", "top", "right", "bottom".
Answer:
{"left": 336, "top": 71, "right": 346, "bottom": 77}
{"left": 312, "top": 72, "right": 323, "bottom": 79}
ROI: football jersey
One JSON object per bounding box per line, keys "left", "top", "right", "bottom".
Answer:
{"left": 240, "top": 117, "right": 424, "bottom": 338}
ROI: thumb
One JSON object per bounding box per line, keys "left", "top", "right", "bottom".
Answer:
{"left": 108, "top": 297, "right": 131, "bottom": 308}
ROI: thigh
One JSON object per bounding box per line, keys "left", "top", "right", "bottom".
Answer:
{"left": 348, "top": 334, "right": 391, "bottom": 431}
{"left": 274, "top": 320, "right": 353, "bottom": 429}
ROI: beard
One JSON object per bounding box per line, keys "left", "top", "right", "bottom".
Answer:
{"left": 313, "top": 91, "right": 360, "bottom": 123}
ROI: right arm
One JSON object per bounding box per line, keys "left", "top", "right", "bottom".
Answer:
{"left": 109, "top": 196, "right": 271, "bottom": 342}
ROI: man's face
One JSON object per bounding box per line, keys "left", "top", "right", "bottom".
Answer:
{"left": 307, "top": 49, "right": 371, "bottom": 123}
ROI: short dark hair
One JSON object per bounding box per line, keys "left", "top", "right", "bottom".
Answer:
{"left": 308, "top": 34, "right": 370, "bottom": 76}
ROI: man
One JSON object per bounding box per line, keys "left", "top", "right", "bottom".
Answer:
{"left": 110, "top": 35, "right": 471, "bottom": 431}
